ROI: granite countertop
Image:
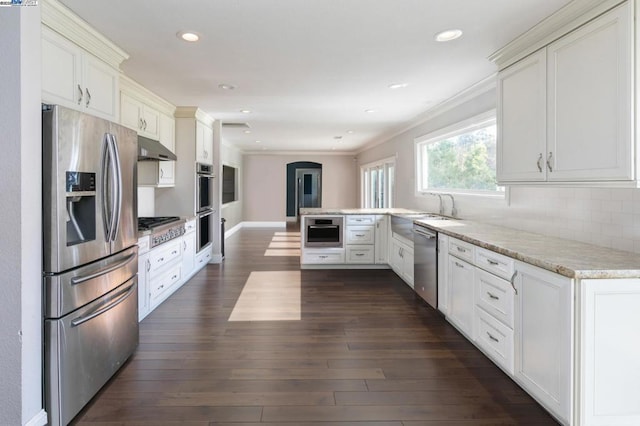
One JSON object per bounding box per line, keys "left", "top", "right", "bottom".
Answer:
{"left": 415, "top": 218, "right": 640, "bottom": 280}
{"left": 300, "top": 208, "right": 427, "bottom": 215}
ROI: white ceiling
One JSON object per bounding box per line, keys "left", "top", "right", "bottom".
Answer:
{"left": 59, "top": 0, "right": 570, "bottom": 153}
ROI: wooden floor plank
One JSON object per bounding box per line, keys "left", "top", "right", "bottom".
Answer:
{"left": 71, "top": 225, "right": 558, "bottom": 425}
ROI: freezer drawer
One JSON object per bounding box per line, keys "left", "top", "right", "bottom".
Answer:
{"left": 44, "top": 278, "right": 139, "bottom": 426}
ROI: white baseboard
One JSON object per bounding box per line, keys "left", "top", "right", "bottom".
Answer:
{"left": 224, "top": 222, "right": 243, "bottom": 238}
{"left": 210, "top": 253, "right": 223, "bottom": 264}
{"left": 25, "top": 409, "right": 47, "bottom": 426}
{"left": 286, "top": 216, "right": 298, "bottom": 222}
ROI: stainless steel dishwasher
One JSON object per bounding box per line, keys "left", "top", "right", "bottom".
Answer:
{"left": 413, "top": 224, "right": 437, "bottom": 308}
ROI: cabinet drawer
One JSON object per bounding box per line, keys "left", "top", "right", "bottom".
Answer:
{"left": 196, "top": 247, "right": 212, "bottom": 267}
{"left": 474, "top": 269, "right": 514, "bottom": 328}
{"left": 346, "top": 226, "right": 374, "bottom": 244}
{"left": 302, "top": 250, "right": 345, "bottom": 264}
{"left": 475, "top": 247, "right": 514, "bottom": 280}
{"left": 449, "top": 237, "right": 474, "bottom": 262}
{"left": 346, "top": 215, "right": 375, "bottom": 225}
{"left": 149, "top": 240, "right": 182, "bottom": 274}
{"left": 184, "top": 219, "right": 197, "bottom": 234}
{"left": 150, "top": 263, "right": 181, "bottom": 305}
{"left": 346, "top": 245, "right": 374, "bottom": 264}
{"left": 474, "top": 307, "right": 514, "bottom": 375}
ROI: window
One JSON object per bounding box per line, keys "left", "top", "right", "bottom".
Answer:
{"left": 361, "top": 157, "right": 395, "bottom": 208}
{"left": 222, "top": 165, "right": 237, "bottom": 204}
{"left": 415, "top": 110, "right": 504, "bottom": 197}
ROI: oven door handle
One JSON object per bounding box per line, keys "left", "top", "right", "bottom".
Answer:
{"left": 309, "top": 225, "right": 339, "bottom": 229}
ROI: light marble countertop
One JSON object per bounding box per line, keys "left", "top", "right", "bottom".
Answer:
{"left": 299, "top": 208, "right": 640, "bottom": 279}
{"left": 415, "top": 218, "right": 640, "bottom": 280}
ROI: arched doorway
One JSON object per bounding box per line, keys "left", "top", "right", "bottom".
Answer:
{"left": 286, "top": 161, "right": 322, "bottom": 221}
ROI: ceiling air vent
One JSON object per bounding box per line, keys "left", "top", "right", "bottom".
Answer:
{"left": 222, "top": 122, "right": 250, "bottom": 129}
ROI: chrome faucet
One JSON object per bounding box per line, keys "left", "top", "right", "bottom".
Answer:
{"left": 442, "top": 193, "right": 457, "bottom": 217}
{"left": 428, "top": 192, "right": 444, "bottom": 215}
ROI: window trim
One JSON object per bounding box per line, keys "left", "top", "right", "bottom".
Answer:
{"left": 414, "top": 109, "right": 505, "bottom": 199}
{"left": 360, "top": 156, "right": 395, "bottom": 208}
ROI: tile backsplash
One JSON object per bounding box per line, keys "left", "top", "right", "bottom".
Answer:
{"left": 414, "top": 186, "right": 640, "bottom": 254}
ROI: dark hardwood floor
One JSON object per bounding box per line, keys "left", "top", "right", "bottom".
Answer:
{"left": 73, "top": 225, "right": 558, "bottom": 425}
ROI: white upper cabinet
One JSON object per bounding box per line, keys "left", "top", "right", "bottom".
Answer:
{"left": 546, "top": 2, "right": 632, "bottom": 182}
{"left": 196, "top": 120, "right": 214, "bottom": 165}
{"left": 42, "top": 26, "right": 119, "bottom": 121}
{"left": 495, "top": 2, "right": 633, "bottom": 185}
{"left": 158, "top": 113, "right": 176, "bottom": 186}
{"left": 120, "top": 92, "right": 160, "bottom": 140}
{"left": 497, "top": 49, "right": 547, "bottom": 182}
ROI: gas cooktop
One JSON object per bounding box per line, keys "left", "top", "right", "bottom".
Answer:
{"left": 138, "top": 216, "right": 186, "bottom": 248}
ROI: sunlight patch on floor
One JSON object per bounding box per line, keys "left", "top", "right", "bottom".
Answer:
{"left": 264, "top": 231, "right": 300, "bottom": 257}
{"left": 228, "top": 271, "right": 301, "bottom": 321}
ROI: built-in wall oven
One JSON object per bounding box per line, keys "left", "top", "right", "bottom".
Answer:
{"left": 196, "top": 163, "right": 215, "bottom": 253}
{"left": 305, "top": 216, "right": 344, "bottom": 248}
{"left": 196, "top": 162, "right": 214, "bottom": 213}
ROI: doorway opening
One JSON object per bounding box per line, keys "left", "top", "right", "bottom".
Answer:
{"left": 286, "top": 162, "right": 322, "bottom": 221}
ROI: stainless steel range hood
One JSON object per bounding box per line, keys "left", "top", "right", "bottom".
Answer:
{"left": 137, "top": 135, "right": 177, "bottom": 161}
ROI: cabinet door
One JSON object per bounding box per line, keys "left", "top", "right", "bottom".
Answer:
{"left": 402, "top": 247, "right": 414, "bottom": 288}
{"left": 497, "top": 49, "right": 547, "bottom": 182}
{"left": 82, "top": 54, "right": 119, "bottom": 120}
{"left": 158, "top": 112, "right": 176, "bottom": 186}
{"left": 514, "top": 261, "right": 572, "bottom": 424}
{"left": 42, "top": 27, "right": 83, "bottom": 109}
{"left": 547, "top": 3, "right": 632, "bottom": 181}
{"left": 120, "top": 92, "right": 142, "bottom": 132}
{"left": 137, "top": 252, "right": 150, "bottom": 321}
{"left": 374, "top": 215, "right": 388, "bottom": 264}
{"left": 437, "top": 234, "right": 449, "bottom": 315}
{"left": 196, "top": 121, "right": 213, "bottom": 164}
{"left": 140, "top": 106, "right": 160, "bottom": 139}
{"left": 389, "top": 239, "right": 403, "bottom": 275}
{"left": 447, "top": 256, "right": 474, "bottom": 337}
{"left": 181, "top": 232, "right": 196, "bottom": 280}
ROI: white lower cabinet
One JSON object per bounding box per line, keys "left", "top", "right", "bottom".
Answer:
{"left": 137, "top": 236, "right": 151, "bottom": 321}
{"left": 474, "top": 306, "right": 514, "bottom": 374}
{"left": 346, "top": 245, "right": 374, "bottom": 264}
{"left": 513, "top": 261, "right": 572, "bottom": 425}
{"left": 302, "top": 250, "right": 345, "bottom": 264}
{"left": 389, "top": 236, "right": 413, "bottom": 288}
{"left": 195, "top": 245, "right": 213, "bottom": 268}
{"left": 437, "top": 234, "right": 449, "bottom": 315}
{"left": 181, "top": 219, "right": 197, "bottom": 279}
{"left": 374, "top": 215, "right": 388, "bottom": 264}
{"left": 148, "top": 239, "right": 183, "bottom": 310}
{"left": 447, "top": 255, "right": 475, "bottom": 337}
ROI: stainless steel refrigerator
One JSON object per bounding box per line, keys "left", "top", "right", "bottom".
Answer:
{"left": 42, "top": 105, "right": 139, "bottom": 426}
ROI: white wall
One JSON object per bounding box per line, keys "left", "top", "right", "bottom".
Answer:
{"left": 243, "top": 153, "right": 358, "bottom": 222}
{"left": 358, "top": 83, "right": 640, "bottom": 254}
{"left": 0, "top": 5, "right": 45, "bottom": 426}
{"left": 221, "top": 142, "right": 243, "bottom": 230}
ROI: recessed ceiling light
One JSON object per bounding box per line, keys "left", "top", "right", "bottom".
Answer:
{"left": 218, "top": 83, "right": 236, "bottom": 90}
{"left": 244, "top": 130, "right": 251, "bottom": 134}
{"left": 388, "top": 83, "right": 408, "bottom": 89}
{"left": 255, "top": 140, "right": 261, "bottom": 143}
{"left": 177, "top": 31, "right": 200, "bottom": 42}
{"left": 365, "top": 109, "right": 376, "bottom": 113}
{"left": 347, "top": 130, "right": 354, "bottom": 134}
{"left": 240, "top": 109, "right": 251, "bottom": 114}
{"left": 435, "top": 29, "right": 463, "bottom": 42}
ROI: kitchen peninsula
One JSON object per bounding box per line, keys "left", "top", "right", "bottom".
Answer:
{"left": 300, "top": 208, "right": 640, "bottom": 426}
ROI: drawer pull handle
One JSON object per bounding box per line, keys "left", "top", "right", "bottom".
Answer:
{"left": 355, "top": 253, "right": 364, "bottom": 257}
{"left": 172, "top": 250, "right": 178, "bottom": 255}
{"left": 486, "top": 259, "right": 499, "bottom": 266}
{"left": 172, "top": 275, "right": 177, "bottom": 280}
{"left": 457, "top": 247, "right": 466, "bottom": 253}
{"left": 355, "top": 234, "right": 365, "bottom": 237}
{"left": 319, "top": 255, "right": 328, "bottom": 259}
{"left": 158, "top": 257, "right": 164, "bottom": 262}
{"left": 487, "top": 332, "right": 499, "bottom": 343}
{"left": 487, "top": 292, "right": 499, "bottom": 300}
{"left": 455, "top": 261, "right": 464, "bottom": 268}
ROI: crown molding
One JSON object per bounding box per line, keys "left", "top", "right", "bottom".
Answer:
{"left": 243, "top": 150, "right": 357, "bottom": 156}
{"left": 174, "top": 107, "right": 216, "bottom": 126}
{"left": 120, "top": 76, "right": 175, "bottom": 116}
{"left": 41, "top": 0, "right": 129, "bottom": 69}
{"left": 489, "top": 0, "right": 627, "bottom": 70}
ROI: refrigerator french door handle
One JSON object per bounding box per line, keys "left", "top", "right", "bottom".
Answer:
{"left": 71, "top": 282, "right": 136, "bottom": 327}
{"left": 107, "top": 133, "right": 123, "bottom": 242}
{"left": 70, "top": 252, "right": 137, "bottom": 286}
{"left": 101, "top": 134, "right": 113, "bottom": 241}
